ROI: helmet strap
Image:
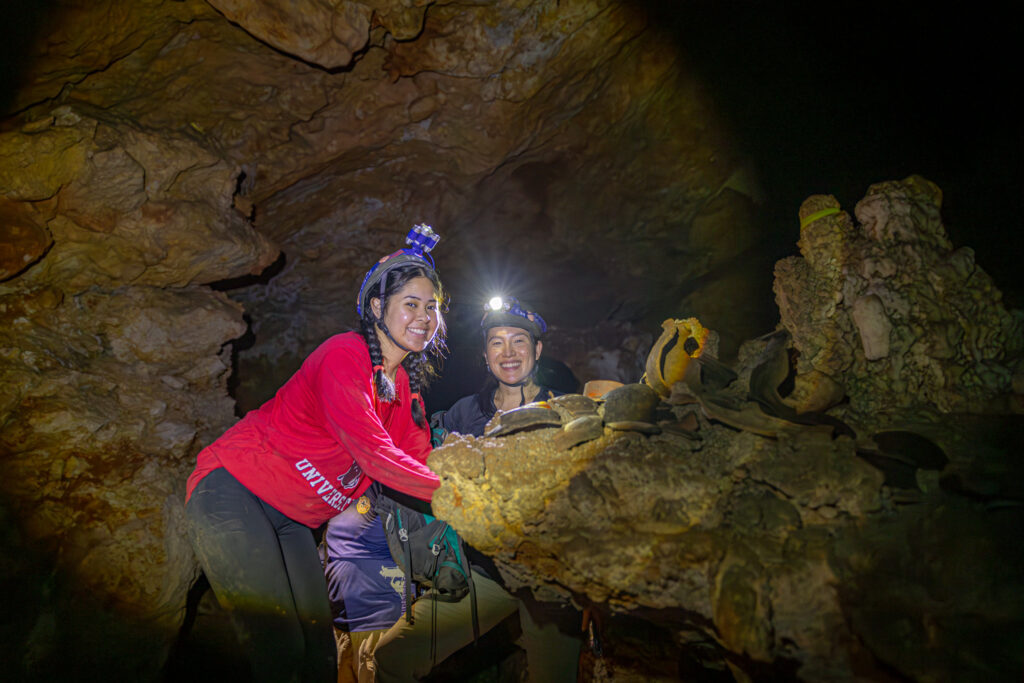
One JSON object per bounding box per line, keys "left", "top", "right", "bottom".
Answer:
{"left": 376, "top": 318, "right": 417, "bottom": 355}
{"left": 370, "top": 270, "right": 416, "bottom": 356}
{"left": 496, "top": 365, "right": 539, "bottom": 406}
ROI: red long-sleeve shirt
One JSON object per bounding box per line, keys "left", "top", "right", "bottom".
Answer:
{"left": 185, "top": 332, "right": 439, "bottom": 527}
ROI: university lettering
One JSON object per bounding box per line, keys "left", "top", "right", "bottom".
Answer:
{"left": 293, "top": 459, "right": 353, "bottom": 511}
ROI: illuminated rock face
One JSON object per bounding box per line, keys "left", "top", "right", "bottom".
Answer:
{"left": 431, "top": 350, "right": 1023, "bottom": 679}
{"left": 1, "top": 57, "right": 276, "bottom": 675}
{"left": 431, "top": 407, "right": 886, "bottom": 679}
{"left": 1, "top": 0, "right": 764, "bottom": 677}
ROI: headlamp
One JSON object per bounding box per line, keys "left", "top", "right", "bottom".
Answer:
{"left": 480, "top": 296, "right": 547, "bottom": 336}
{"left": 357, "top": 223, "right": 441, "bottom": 317}
{"left": 406, "top": 223, "right": 440, "bottom": 255}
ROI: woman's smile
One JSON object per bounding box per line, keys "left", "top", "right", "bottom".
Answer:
{"left": 377, "top": 276, "right": 440, "bottom": 355}
{"left": 485, "top": 326, "right": 541, "bottom": 386}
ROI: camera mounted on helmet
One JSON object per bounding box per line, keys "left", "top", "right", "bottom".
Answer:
{"left": 357, "top": 223, "right": 441, "bottom": 318}
{"left": 481, "top": 296, "right": 547, "bottom": 340}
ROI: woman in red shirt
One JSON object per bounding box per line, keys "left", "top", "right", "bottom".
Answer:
{"left": 184, "top": 225, "right": 445, "bottom": 682}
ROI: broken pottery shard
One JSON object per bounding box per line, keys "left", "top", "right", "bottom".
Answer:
{"left": 583, "top": 379, "right": 624, "bottom": 398}
{"left": 483, "top": 403, "right": 562, "bottom": 438}
{"left": 747, "top": 329, "right": 794, "bottom": 417}
{"left": 602, "top": 383, "right": 660, "bottom": 424}
{"left": 553, "top": 414, "right": 605, "bottom": 450}
{"left": 644, "top": 317, "right": 711, "bottom": 397}
{"left": 546, "top": 393, "right": 600, "bottom": 422}
{"left": 605, "top": 420, "right": 661, "bottom": 434}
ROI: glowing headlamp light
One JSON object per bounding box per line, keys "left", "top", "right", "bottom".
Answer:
{"left": 481, "top": 296, "right": 547, "bottom": 335}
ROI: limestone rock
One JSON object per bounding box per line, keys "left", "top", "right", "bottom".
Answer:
{"left": 0, "top": 283, "right": 246, "bottom": 674}
{"left": 0, "top": 197, "right": 53, "bottom": 281}
{"left": 206, "top": 0, "right": 376, "bottom": 68}
{"left": 775, "top": 176, "right": 1024, "bottom": 419}
{"left": 849, "top": 293, "right": 891, "bottom": 360}
{"left": 1, "top": 108, "right": 279, "bottom": 291}
{"left": 430, "top": 389, "right": 1023, "bottom": 681}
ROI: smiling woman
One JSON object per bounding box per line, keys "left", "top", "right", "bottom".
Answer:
{"left": 370, "top": 277, "right": 443, "bottom": 377}
{"left": 364, "top": 295, "right": 582, "bottom": 681}
{"left": 182, "top": 225, "right": 448, "bottom": 683}
{"left": 485, "top": 326, "right": 543, "bottom": 408}
{"left": 442, "top": 296, "right": 554, "bottom": 437}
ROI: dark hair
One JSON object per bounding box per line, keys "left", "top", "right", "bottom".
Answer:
{"left": 359, "top": 263, "right": 447, "bottom": 429}
{"left": 474, "top": 375, "right": 500, "bottom": 419}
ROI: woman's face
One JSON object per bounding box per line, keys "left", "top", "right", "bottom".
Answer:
{"left": 484, "top": 326, "right": 542, "bottom": 386}
{"left": 372, "top": 276, "right": 441, "bottom": 353}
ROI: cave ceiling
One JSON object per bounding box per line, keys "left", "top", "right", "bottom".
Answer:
{"left": 5, "top": 0, "right": 768, "bottom": 406}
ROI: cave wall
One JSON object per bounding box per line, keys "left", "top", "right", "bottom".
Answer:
{"left": 0, "top": 0, "right": 769, "bottom": 679}
{"left": 0, "top": 78, "right": 277, "bottom": 678}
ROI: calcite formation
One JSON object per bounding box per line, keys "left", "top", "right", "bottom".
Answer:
{"left": 431, "top": 372, "right": 1023, "bottom": 682}
{"left": 774, "top": 175, "right": 1024, "bottom": 421}
{"left": 430, "top": 399, "right": 887, "bottom": 679}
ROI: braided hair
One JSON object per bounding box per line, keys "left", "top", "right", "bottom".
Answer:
{"left": 358, "top": 263, "right": 447, "bottom": 429}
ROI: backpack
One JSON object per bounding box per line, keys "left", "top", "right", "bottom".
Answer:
{"left": 374, "top": 484, "right": 479, "bottom": 641}
{"left": 429, "top": 410, "right": 449, "bottom": 448}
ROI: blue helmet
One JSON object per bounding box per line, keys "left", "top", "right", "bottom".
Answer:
{"left": 481, "top": 296, "right": 547, "bottom": 340}
{"left": 357, "top": 224, "right": 440, "bottom": 318}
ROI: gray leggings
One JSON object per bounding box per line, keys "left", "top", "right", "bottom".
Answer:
{"left": 186, "top": 467, "right": 336, "bottom": 683}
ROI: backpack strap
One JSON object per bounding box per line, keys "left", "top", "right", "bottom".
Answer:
{"left": 429, "top": 410, "right": 449, "bottom": 448}
{"left": 397, "top": 507, "right": 416, "bottom": 624}
{"left": 427, "top": 519, "right": 450, "bottom": 663}
{"left": 457, "top": 535, "right": 479, "bottom": 643}
{"left": 427, "top": 527, "right": 478, "bottom": 664}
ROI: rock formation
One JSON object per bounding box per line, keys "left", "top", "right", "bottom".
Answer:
{"left": 775, "top": 176, "right": 1023, "bottom": 420}
{"left": 429, "top": 178, "right": 1024, "bottom": 681}
{"left": 1, "top": 98, "right": 275, "bottom": 679}
{"left": 1, "top": 0, "right": 1020, "bottom": 680}
{"left": 1, "top": 0, "right": 767, "bottom": 680}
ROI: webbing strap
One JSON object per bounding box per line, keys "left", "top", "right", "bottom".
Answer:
{"left": 430, "top": 591, "right": 440, "bottom": 664}
{"left": 458, "top": 537, "right": 479, "bottom": 643}
{"left": 429, "top": 523, "right": 447, "bottom": 663}
{"left": 800, "top": 207, "right": 840, "bottom": 229}
{"left": 398, "top": 511, "right": 415, "bottom": 625}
